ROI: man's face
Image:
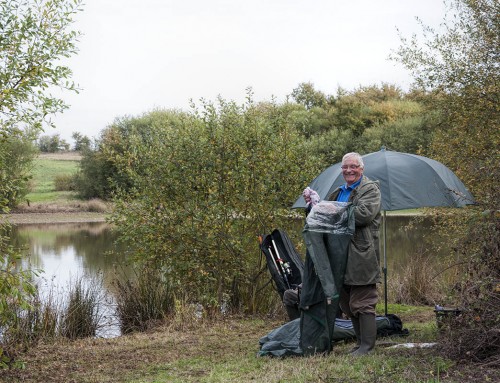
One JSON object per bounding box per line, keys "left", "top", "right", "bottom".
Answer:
{"left": 342, "top": 157, "right": 363, "bottom": 186}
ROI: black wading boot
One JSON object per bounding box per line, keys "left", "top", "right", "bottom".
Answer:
{"left": 351, "top": 313, "right": 376, "bottom": 356}
{"left": 348, "top": 316, "right": 361, "bottom": 353}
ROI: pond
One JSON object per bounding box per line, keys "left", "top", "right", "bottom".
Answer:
{"left": 9, "top": 215, "right": 445, "bottom": 337}
{"left": 10, "top": 222, "right": 130, "bottom": 338}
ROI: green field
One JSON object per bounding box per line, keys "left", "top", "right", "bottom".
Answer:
{"left": 26, "top": 154, "right": 80, "bottom": 203}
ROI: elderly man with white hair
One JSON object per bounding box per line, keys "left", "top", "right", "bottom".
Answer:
{"left": 304, "top": 152, "right": 382, "bottom": 356}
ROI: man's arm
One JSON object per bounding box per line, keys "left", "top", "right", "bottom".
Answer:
{"left": 353, "top": 183, "right": 381, "bottom": 226}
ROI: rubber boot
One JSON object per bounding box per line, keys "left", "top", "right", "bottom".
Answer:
{"left": 348, "top": 316, "right": 361, "bottom": 353}
{"left": 351, "top": 313, "right": 377, "bottom": 356}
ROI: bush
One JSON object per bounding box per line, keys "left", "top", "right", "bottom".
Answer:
{"left": 85, "top": 198, "right": 109, "bottom": 212}
{"left": 110, "top": 97, "right": 316, "bottom": 312}
{"left": 0, "top": 131, "right": 38, "bottom": 208}
{"left": 438, "top": 214, "right": 500, "bottom": 366}
{"left": 53, "top": 173, "right": 77, "bottom": 191}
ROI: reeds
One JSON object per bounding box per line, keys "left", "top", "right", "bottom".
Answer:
{"left": 0, "top": 288, "right": 59, "bottom": 362}
{"left": 59, "top": 276, "right": 105, "bottom": 339}
{"left": 390, "top": 249, "right": 446, "bottom": 306}
{"left": 1, "top": 276, "right": 105, "bottom": 367}
{"left": 113, "top": 269, "right": 174, "bottom": 334}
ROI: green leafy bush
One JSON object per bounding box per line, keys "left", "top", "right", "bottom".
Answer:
{"left": 53, "top": 173, "right": 77, "bottom": 191}
{"left": 110, "top": 96, "right": 316, "bottom": 313}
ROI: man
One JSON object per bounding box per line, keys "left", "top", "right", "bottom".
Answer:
{"left": 305, "top": 152, "right": 381, "bottom": 355}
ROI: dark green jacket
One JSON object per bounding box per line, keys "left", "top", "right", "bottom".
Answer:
{"left": 328, "top": 176, "right": 382, "bottom": 285}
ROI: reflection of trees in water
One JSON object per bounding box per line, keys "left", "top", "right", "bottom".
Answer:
{"left": 11, "top": 223, "right": 131, "bottom": 287}
{"left": 383, "top": 216, "right": 449, "bottom": 275}
{"left": 11, "top": 223, "right": 109, "bottom": 259}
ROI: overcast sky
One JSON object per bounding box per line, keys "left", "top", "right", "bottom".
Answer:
{"left": 50, "top": 0, "right": 447, "bottom": 144}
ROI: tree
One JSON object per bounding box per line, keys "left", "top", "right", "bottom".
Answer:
{"left": 71, "top": 131, "right": 90, "bottom": 151}
{"left": 38, "top": 133, "right": 69, "bottom": 152}
{"left": 109, "top": 97, "right": 316, "bottom": 313}
{"left": 290, "top": 82, "right": 327, "bottom": 110}
{"left": 0, "top": 0, "right": 82, "bottom": 367}
{"left": 0, "top": 131, "right": 38, "bottom": 207}
{"left": 393, "top": 0, "right": 499, "bottom": 365}
{"left": 0, "top": 0, "right": 82, "bottom": 133}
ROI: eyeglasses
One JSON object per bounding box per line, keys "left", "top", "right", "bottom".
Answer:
{"left": 341, "top": 164, "right": 361, "bottom": 170}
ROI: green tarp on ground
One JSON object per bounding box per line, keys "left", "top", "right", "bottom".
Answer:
{"left": 258, "top": 316, "right": 393, "bottom": 357}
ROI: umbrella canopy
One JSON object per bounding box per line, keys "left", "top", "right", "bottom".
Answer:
{"left": 292, "top": 148, "right": 474, "bottom": 211}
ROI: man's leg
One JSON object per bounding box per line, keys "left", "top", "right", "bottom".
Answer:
{"left": 339, "top": 285, "right": 361, "bottom": 352}
{"left": 349, "top": 284, "right": 378, "bottom": 356}
{"left": 283, "top": 288, "right": 300, "bottom": 321}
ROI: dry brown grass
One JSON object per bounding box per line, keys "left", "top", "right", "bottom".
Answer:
{"left": 0, "top": 317, "right": 276, "bottom": 383}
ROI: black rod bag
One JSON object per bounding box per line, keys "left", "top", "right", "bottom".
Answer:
{"left": 259, "top": 229, "right": 304, "bottom": 299}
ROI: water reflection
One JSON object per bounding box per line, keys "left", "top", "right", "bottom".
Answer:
{"left": 11, "top": 222, "right": 130, "bottom": 338}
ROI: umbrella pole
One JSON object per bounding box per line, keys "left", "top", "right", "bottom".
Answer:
{"left": 383, "top": 210, "right": 388, "bottom": 316}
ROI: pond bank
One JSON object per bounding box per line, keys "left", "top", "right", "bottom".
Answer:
{"left": 4, "top": 212, "right": 108, "bottom": 225}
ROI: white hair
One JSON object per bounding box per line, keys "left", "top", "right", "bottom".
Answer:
{"left": 342, "top": 152, "right": 364, "bottom": 168}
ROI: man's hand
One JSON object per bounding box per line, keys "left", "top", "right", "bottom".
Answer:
{"left": 303, "top": 187, "right": 320, "bottom": 206}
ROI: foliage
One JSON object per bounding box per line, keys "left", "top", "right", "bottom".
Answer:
{"left": 0, "top": 0, "right": 81, "bottom": 367}
{"left": 110, "top": 95, "right": 316, "bottom": 312}
{"left": 0, "top": 133, "right": 38, "bottom": 367}
{"left": 74, "top": 110, "right": 186, "bottom": 200}
{"left": 393, "top": 0, "right": 499, "bottom": 365}
{"left": 290, "top": 81, "right": 328, "bottom": 110}
{"left": 37, "top": 133, "right": 70, "bottom": 152}
{"left": 73, "top": 143, "right": 115, "bottom": 199}
{"left": 0, "top": 0, "right": 82, "bottom": 132}
{"left": 0, "top": 130, "right": 38, "bottom": 207}
{"left": 290, "top": 83, "right": 437, "bottom": 169}
{"left": 0, "top": 222, "right": 37, "bottom": 368}
{"left": 71, "top": 131, "right": 90, "bottom": 151}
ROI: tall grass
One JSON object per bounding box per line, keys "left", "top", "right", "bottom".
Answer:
{"left": 113, "top": 269, "right": 175, "bottom": 334}
{"left": 390, "top": 249, "right": 446, "bottom": 306}
{"left": 0, "top": 289, "right": 59, "bottom": 364}
{"left": 60, "top": 276, "right": 105, "bottom": 339}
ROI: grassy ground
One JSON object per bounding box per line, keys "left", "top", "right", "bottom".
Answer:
{"left": 26, "top": 152, "right": 81, "bottom": 203}
{"left": 8, "top": 152, "right": 110, "bottom": 219}
{"left": 1, "top": 305, "right": 497, "bottom": 383}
